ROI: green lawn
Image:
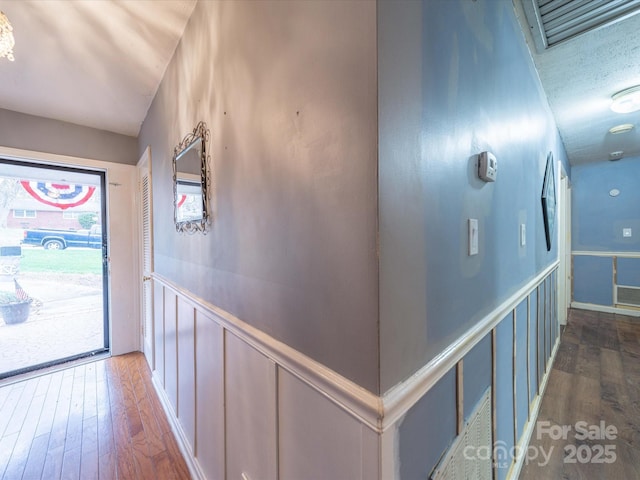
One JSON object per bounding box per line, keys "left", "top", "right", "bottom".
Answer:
{"left": 20, "top": 248, "right": 103, "bottom": 274}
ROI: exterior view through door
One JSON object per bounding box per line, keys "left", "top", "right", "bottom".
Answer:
{"left": 0, "top": 159, "right": 108, "bottom": 378}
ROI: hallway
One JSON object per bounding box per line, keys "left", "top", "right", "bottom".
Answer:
{"left": 0, "top": 353, "right": 189, "bottom": 479}
{"left": 520, "top": 309, "right": 640, "bottom": 479}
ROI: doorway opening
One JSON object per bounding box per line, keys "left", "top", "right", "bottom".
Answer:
{"left": 0, "top": 159, "right": 109, "bottom": 379}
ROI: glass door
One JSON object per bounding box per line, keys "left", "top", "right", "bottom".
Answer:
{"left": 0, "top": 159, "right": 108, "bottom": 378}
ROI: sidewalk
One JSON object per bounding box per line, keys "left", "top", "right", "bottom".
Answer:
{"left": 0, "top": 273, "right": 104, "bottom": 376}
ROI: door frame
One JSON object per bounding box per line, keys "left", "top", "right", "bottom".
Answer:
{"left": 0, "top": 158, "right": 109, "bottom": 377}
{"left": 0, "top": 145, "right": 140, "bottom": 356}
{"left": 557, "top": 162, "right": 571, "bottom": 326}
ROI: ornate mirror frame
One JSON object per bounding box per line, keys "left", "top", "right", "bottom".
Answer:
{"left": 172, "top": 121, "right": 211, "bottom": 234}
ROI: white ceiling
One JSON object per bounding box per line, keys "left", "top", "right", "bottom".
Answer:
{"left": 516, "top": 0, "right": 640, "bottom": 165}
{"left": 0, "top": 0, "right": 196, "bottom": 137}
{"left": 0, "top": 0, "right": 638, "bottom": 166}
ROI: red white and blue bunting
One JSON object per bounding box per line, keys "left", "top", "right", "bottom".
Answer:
{"left": 20, "top": 181, "right": 96, "bottom": 210}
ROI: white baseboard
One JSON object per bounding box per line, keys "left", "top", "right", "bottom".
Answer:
{"left": 571, "top": 302, "right": 640, "bottom": 317}
{"left": 151, "top": 371, "right": 206, "bottom": 480}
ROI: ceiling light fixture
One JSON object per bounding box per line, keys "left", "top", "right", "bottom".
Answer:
{"left": 609, "top": 123, "right": 635, "bottom": 135}
{"left": 611, "top": 86, "right": 640, "bottom": 113}
{"left": 609, "top": 151, "right": 624, "bottom": 160}
{"left": 0, "top": 11, "right": 15, "bottom": 62}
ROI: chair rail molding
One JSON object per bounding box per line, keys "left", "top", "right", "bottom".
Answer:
{"left": 152, "top": 260, "right": 559, "bottom": 434}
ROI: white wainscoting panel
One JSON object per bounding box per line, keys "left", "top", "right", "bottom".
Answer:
{"left": 278, "top": 369, "right": 377, "bottom": 479}
{"left": 151, "top": 277, "right": 379, "bottom": 479}
{"left": 164, "top": 289, "right": 178, "bottom": 415}
{"left": 150, "top": 266, "right": 559, "bottom": 480}
{"left": 153, "top": 281, "right": 165, "bottom": 386}
{"left": 362, "top": 423, "right": 381, "bottom": 480}
{"left": 195, "top": 310, "right": 225, "bottom": 480}
{"left": 177, "top": 297, "right": 196, "bottom": 452}
{"left": 225, "top": 332, "right": 278, "bottom": 480}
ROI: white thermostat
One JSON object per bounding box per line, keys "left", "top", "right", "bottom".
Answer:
{"left": 478, "top": 151, "right": 497, "bottom": 182}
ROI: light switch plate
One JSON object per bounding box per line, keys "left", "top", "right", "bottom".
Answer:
{"left": 469, "top": 219, "right": 479, "bottom": 256}
{"left": 623, "top": 228, "right": 632, "bottom": 238}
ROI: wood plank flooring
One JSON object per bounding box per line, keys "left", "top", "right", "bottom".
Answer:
{"left": 520, "top": 309, "right": 640, "bottom": 479}
{"left": 0, "top": 352, "right": 190, "bottom": 480}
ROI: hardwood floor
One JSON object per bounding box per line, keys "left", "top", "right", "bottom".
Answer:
{"left": 520, "top": 309, "right": 640, "bottom": 479}
{"left": 0, "top": 353, "right": 190, "bottom": 480}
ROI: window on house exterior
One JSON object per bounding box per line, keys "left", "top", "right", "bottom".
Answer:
{"left": 62, "top": 212, "right": 78, "bottom": 219}
{"left": 13, "top": 209, "right": 36, "bottom": 218}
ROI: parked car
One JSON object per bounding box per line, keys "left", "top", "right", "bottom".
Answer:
{"left": 22, "top": 224, "right": 102, "bottom": 250}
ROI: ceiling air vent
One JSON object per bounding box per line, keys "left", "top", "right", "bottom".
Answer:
{"left": 521, "top": 0, "right": 640, "bottom": 51}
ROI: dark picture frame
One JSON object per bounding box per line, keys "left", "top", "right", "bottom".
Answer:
{"left": 541, "top": 152, "right": 556, "bottom": 252}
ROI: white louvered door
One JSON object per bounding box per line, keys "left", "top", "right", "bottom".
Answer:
{"left": 138, "top": 147, "right": 154, "bottom": 368}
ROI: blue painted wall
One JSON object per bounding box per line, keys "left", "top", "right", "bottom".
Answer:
{"left": 618, "top": 257, "right": 640, "bottom": 287}
{"left": 573, "top": 256, "right": 614, "bottom": 306}
{"left": 571, "top": 157, "right": 640, "bottom": 307}
{"left": 378, "top": 0, "right": 569, "bottom": 391}
{"left": 537, "top": 283, "right": 545, "bottom": 383}
{"left": 398, "top": 371, "right": 457, "bottom": 479}
{"left": 463, "top": 334, "right": 491, "bottom": 421}
{"left": 528, "top": 288, "right": 538, "bottom": 403}
{"left": 514, "top": 299, "right": 529, "bottom": 440}
{"left": 495, "top": 314, "right": 514, "bottom": 480}
{"left": 572, "top": 157, "right": 640, "bottom": 252}
{"left": 382, "top": 0, "right": 570, "bottom": 476}
{"left": 551, "top": 272, "right": 559, "bottom": 352}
